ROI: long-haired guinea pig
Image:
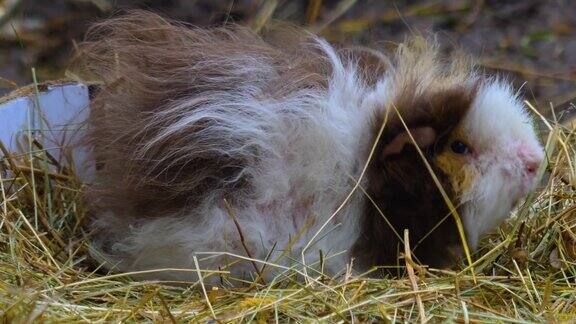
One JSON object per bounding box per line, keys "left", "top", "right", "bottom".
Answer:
{"left": 78, "top": 11, "right": 544, "bottom": 282}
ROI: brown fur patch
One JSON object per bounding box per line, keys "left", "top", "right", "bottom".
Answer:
{"left": 353, "top": 77, "right": 478, "bottom": 271}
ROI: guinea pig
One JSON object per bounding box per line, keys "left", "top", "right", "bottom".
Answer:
{"left": 78, "top": 11, "right": 544, "bottom": 283}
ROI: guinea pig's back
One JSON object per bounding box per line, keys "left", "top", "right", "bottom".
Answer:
{"left": 80, "top": 11, "right": 373, "bottom": 280}
{"left": 80, "top": 12, "right": 331, "bottom": 213}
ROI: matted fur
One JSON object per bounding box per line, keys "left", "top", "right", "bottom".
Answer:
{"left": 78, "top": 11, "right": 543, "bottom": 283}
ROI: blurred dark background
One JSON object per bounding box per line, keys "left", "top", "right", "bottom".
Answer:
{"left": 0, "top": 0, "right": 575, "bottom": 114}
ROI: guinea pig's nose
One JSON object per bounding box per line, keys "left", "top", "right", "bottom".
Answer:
{"left": 517, "top": 146, "right": 543, "bottom": 175}
{"left": 524, "top": 159, "right": 539, "bottom": 174}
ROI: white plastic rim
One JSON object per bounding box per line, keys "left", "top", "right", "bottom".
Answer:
{"left": 0, "top": 82, "right": 93, "bottom": 181}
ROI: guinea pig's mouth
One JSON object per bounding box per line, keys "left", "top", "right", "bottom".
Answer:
{"left": 511, "top": 179, "right": 538, "bottom": 208}
{"left": 522, "top": 173, "right": 540, "bottom": 195}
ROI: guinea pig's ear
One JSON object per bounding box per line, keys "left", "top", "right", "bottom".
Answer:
{"left": 382, "top": 126, "right": 436, "bottom": 157}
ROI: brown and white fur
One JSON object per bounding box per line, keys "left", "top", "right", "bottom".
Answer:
{"left": 79, "top": 11, "right": 544, "bottom": 282}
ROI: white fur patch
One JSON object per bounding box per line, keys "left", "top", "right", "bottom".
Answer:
{"left": 459, "top": 80, "right": 543, "bottom": 247}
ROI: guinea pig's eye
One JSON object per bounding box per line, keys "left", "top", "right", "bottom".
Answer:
{"left": 450, "top": 140, "right": 470, "bottom": 155}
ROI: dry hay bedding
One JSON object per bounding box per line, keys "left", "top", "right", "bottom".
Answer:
{"left": 0, "top": 94, "right": 575, "bottom": 322}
